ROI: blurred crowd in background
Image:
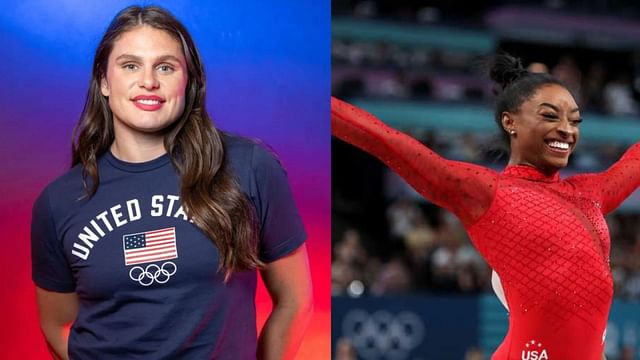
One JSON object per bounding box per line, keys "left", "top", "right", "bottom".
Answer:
{"left": 333, "top": 1, "right": 640, "bottom": 116}
{"left": 333, "top": 45, "right": 640, "bottom": 116}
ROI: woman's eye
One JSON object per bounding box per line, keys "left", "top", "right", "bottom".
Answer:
{"left": 571, "top": 118, "right": 583, "bottom": 125}
{"left": 542, "top": 113, "right": 558, "bottom": 119}
{"left": 158, "top": 64, "right": 174, "bottom": 73}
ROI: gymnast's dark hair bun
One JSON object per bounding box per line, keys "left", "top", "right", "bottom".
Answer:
{"left": 488, "top": 52, "right": 564, "bottom": 149}
{"left": 489, "top": 53, "right": 529, "bottom": 90}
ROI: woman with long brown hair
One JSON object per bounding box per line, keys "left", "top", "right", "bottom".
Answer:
{"left": 31, "top": 6, "right": 312, "bottom": 359}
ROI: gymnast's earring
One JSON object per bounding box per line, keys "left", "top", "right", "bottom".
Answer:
{"left": 508, "top": 129, "right": 516, "bottom": 136}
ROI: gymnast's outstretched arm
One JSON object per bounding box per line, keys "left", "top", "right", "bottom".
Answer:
{"left": 596, "top": 143, "right": 640, "bottom": 215}
{"left": 569, "top": 142, "right": 640, "bottom": 215}
{"left": 332, "top": 97, "right": 498, "bottom": 227}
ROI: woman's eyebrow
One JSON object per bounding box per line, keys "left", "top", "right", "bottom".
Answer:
{"left": 155, "top": 55, "right": 182, "bottom": 63}
{"left": 114, "top": 54, "right": 182, "bottom": 63}
{"left": 539, "top": 102, "right": 580, "bottom": 113}
{"left": 114, "top": 54, "right": 142, "bottom": 62}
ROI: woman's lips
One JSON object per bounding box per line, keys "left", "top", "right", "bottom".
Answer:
{"left": 132, "top": 95, "right": 165, "bottom": 111}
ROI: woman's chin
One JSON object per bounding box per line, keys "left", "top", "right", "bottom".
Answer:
{"left": 540, "top": 157, "right": 568, "bottom": 173}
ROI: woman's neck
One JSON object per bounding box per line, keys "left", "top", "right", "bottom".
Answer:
{"left": 110, "top": 136, "right": 166, "bottom": 163}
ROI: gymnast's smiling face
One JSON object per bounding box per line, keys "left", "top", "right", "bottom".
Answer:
{"left": 501, "top": 83, "right": 582, "bottom": 176}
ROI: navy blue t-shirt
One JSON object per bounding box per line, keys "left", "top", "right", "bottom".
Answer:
{"left": 31, "top": 135, "right": 307, "bottom": 359}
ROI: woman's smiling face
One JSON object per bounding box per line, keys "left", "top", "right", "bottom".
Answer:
{"left": 101, "top": 25, "right": 188, "bottom": 138}
{"left": 503, "top": 83, "right": 582, "bottom": 174}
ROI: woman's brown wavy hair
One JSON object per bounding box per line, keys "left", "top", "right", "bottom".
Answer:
{"left": 71, "top": 5, "right": 263, "bottom": 280}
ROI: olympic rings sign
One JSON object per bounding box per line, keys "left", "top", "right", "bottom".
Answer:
{"left": 342, "top": 309, "right": 425, "bottom": 359}
{"left": 129, "top": 261, "right": 177, "bottom": 286}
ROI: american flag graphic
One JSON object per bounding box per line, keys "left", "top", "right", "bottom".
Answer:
{"left": 123, "top": 227, "right": 178, "bottom": 266}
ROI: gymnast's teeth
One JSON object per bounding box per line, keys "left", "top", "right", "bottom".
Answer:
{"left": 547, "top": 141, "right": 569, "bottom": 150}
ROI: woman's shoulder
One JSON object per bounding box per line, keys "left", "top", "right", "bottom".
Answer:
{"left": 222, "top": 132, "right": 289, "bottom": 198}
{"left": 33, "top": 163, "right": 87, "bottom": 215}
{"left": 223, "top": 132, "right": 283, "bottom": 170}
{"left": 223, "top": 132, "right": 258, "bottom": 154}
{"left": 41, "top": 163, "right": 85, "bottom": 196}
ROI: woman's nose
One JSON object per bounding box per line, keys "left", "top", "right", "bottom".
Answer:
{"left": 138, "top": 68, "right": 159, "bottom": 90}
{"left": 556, "top": 118, "right": 575, "bottom": 137}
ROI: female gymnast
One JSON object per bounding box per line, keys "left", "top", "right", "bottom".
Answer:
{"left": 332, "top": 53, "right": 639, "bottom": 359}
{"left": 31, "top": 5, "right": 312, "bottom": 359}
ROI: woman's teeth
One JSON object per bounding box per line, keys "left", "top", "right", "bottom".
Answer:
{"left": 547, "top": 140, "right": 570, "bottom": 150}
{"left": 137, "top": 99, "right": 160, "bottom": 105}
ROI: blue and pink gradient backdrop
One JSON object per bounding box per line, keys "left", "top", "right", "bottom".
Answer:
{"left": 0, "top": 1, "right": 329, "bottom": 358}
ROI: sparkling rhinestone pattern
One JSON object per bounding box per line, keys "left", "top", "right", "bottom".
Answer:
{"left": 332, "top": 97, "right": 640, "bottom": 359}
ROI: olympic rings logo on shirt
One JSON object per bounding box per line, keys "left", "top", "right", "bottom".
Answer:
{"left": 129, "top": 261, "right": 177, "bottom": 286}
{"left": 342, "top": 309, "right": 425, "bottom": 359}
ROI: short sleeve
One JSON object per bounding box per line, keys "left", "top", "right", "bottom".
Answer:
{"left": 250, "top": 145, "right": 307, "bottom": 263}
{"left": 31, "top": 187, "right": 76, "bottom": 292}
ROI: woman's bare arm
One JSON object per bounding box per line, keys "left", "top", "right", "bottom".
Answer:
{"left": 35, "top": 287, "right": 78, "bottom": 360}
{"left": 257, "top": 244, "right": 313, "bottom": 360}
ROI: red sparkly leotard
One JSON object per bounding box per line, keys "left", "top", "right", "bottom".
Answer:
{"left": 332, "top": 97, "right": 640, "bottom": 360}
